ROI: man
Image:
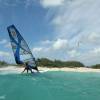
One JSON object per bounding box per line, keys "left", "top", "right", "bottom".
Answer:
{"left": 22, "top": 62, "right": 33, "bottom": 73}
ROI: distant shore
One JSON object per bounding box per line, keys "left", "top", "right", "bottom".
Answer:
{"left": 0, "top": 66, "right": 100, "bottom": 73}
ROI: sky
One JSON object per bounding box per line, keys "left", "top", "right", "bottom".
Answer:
{"left": 0, "top": 0, "right": 100, "bottom": 66}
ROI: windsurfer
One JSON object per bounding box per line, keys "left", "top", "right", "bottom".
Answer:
{"left": 22, "top": 62, "right": 34, "bottom": 73}
{"left": 7, "top": 25, "right": 39, "bottom": 74}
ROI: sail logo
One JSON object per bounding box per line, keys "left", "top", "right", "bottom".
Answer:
{"left": 10, "top": 28, "right": 16, "bottom": 37}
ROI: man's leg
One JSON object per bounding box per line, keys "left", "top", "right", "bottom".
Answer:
{"left": 27, "top": 69, "right": 29, "bottom": 73}
{"left": 22, "top": 68, "right": 26, "bottom": 73}
{"left": 29, "top": 68, "right": 34, "bottom": 74}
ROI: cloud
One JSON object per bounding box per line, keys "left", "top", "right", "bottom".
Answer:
{"left": 41, "top": 40, "right": 52, "bottom": 45}
{"left": 0, "top": 39, "right": 7, "bottom": 44}
{"left": 0, "top": 39, "right": 12, "bottom": 48}
{"left": 24, "top": 0, "right": 36, "bottom": 8}
{"left": 4, "top": 42, "right": 11, "bottom": 48}
{"left": 79, "top": 32, "right": 100, "bottom": 45}
{"left": 66, "top": 47, "right": 100, "bottom": 66}
{"left": 32, "top": 38, "right": 69, "bottom": 60}
{"left": 53, "top": 38, "right": 68, "bottom": 50}
{"left": 33, "top": 47, "right": 43, "bottom": 52}
{"left": 33, "top": 38, "right": 68, "bottom": 52}
{"left": 93, "top": 48, "right": 100, "bottom": 54}
{"left": 39, "top": 0, "right": 100, "bottom": 65}
{"left": 0, "top": 51, "right": 10, "bottom": 57}
{"left": 40, "top": 0, "right": 64, "bottom": 8}
{"left": 68, "top": 50, "right": 80, "bottom": 58}
{"left": 0, "top": 51, "right": 14, "bottom": 63}
{"left": 44, "top": 0, "right": 100, "bottom": 42}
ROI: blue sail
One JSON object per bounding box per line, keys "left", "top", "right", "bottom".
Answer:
{"left": 7, "top": 25, "right": 38, "bottom": 71}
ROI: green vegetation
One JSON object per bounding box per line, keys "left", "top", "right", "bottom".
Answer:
{"left": 37, "top": 58, "right": 85, "bottom": 68}
{"left": 91, "top": 64, "right": 100, "bottom": 69}
{"left": 0, "top": 61, "right": 8, "bottom": 67}
{"left": 0, "top": 61, "right": 24, "bottom": 68}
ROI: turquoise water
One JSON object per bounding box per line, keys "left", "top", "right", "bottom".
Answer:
{"left": 0, "top": 71, "right": 100, "bottom": 100}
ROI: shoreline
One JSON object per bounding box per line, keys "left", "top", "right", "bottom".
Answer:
{"left": 39, "top": 67, "right": 100, "bottom": 72}
{"left": 0, "top": 66, "right": 100, "bottom": 73}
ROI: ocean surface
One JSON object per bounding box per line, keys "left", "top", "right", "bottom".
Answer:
{"left": 0, "top": 71, "right": 100, "bottom": 100}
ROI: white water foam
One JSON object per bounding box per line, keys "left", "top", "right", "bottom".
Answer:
{"left": 0, "top": 95, "right": 6, "bottom": 100}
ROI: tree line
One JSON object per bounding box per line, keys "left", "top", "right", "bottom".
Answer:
{"left": 0, "top": 61, "right": 8, "bottom": 67}
{"left": 36, "top": 58, "right": 85, "bottom": 68}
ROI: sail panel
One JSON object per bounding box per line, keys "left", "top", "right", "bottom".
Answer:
{"left": 7, "top": 25, "right": 37, "bottom": 69}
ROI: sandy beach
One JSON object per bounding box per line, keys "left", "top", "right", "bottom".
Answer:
{"left": 39, "top": 67, "right": 100, "bottom": 72}
{"left": 0, "top": 66, "right": 100, "bottom": 73}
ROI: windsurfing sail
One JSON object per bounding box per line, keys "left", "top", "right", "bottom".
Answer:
{"left": 7, "top": 25, "right": 38, "bottom": 71}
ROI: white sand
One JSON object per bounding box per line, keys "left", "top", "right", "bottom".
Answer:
{"left": 0, "top": 66, "right": 100, "bottom": 74}
{"left": 0, "top": 66, "right": 23, "bottom": 74}
{"left": 39, "top": 67, "right": 100, "bottom": 72}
